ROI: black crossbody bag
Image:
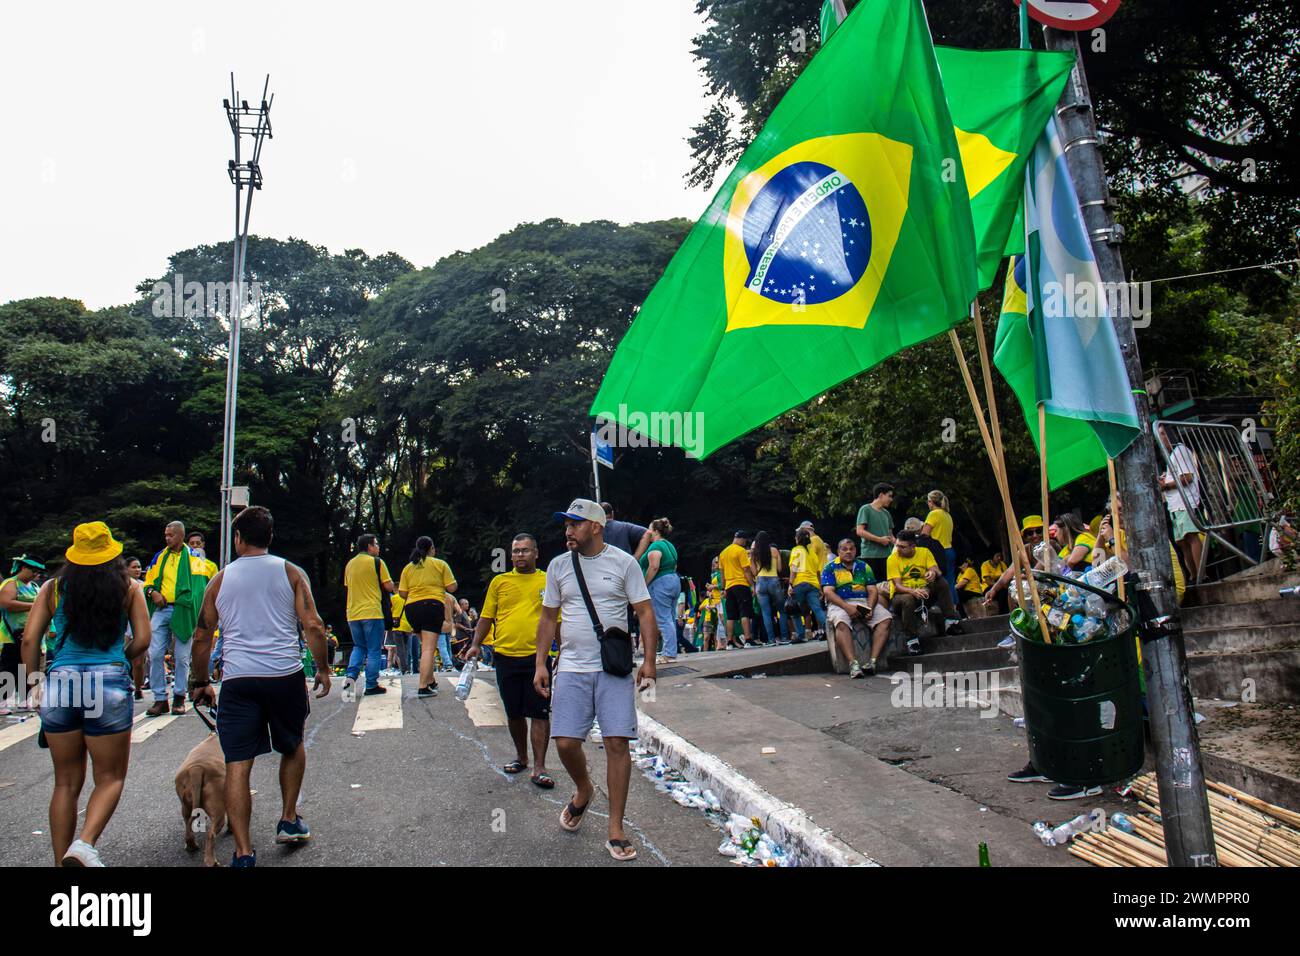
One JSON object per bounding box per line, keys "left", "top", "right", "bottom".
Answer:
{"left": 570, "top": 549, "right": 634, "bottom": 678}
{"left": 375, "top": 557, "right": 395, "bottom": 630}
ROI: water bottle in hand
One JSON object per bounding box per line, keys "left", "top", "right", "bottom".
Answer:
{"left": 455, "top": 660, "right": 478, "bottom": 701}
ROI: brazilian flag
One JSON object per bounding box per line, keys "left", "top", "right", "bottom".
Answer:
{"left": 591, "top": 0, "right": 978, "bottom": 458}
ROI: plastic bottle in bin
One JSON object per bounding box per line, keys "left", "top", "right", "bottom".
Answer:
{"left": 1081, "top": 556, "right": 1128, "bottom": 592}
{"left": 455, "top": 660, "right": 478, "bottom": 701}
{"left": 1071, "top": 613, "right": 1104, "bottom": 643}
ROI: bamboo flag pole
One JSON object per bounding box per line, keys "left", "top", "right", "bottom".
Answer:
{"left": 1038, "top": 403, "right": 1051, "bottom": 569}
{"left": 948, "top": 328, "right": 1048, "bottom": 634}
{"left": 970, "top": 301, "right": 1026, "bottom": 613}
{"left": 1107, "top": 457, "right": 1127, "bottom": 602}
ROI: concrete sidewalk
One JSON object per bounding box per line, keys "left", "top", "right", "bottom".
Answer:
{"left": 640, "top": 644, "right": 1116, "bottom": 866}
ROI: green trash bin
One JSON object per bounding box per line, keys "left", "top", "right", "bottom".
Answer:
{"left": 1015, "top": 573, "right": 1144, "bottom": 787}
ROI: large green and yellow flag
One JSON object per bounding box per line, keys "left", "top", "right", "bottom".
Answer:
{"left": 935, "top": 46, "right": 1074, "bottom": 287}
{"left": 590, "top": 0, "right": 978, "bottom": 458}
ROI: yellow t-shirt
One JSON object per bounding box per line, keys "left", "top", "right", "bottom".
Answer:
{"left": 980, "top": 560, "right": 1007, "bottom": 590}
{"left": 887, "top": 547, "right": 938, "bottom": 591}
{"left": 144, "top": 549, "right": 212, "bottom": 603}
{"left": 719, "top": 543, "right": 751, "bottom": 589}
{"left": 390, "top": 595, "right": 412, "bottom": 633}
{"left": 789, "top": 545, "right": 820, "bottom": 588}
{"left": 809, "top": 534, "right": 829, "bottom": 570}
{"left": 957, "top": 568, "right": 984, "bottom": 593}
{"left": 1059, "top": 532, "right": 1098, "bottom": 562}
{"left": 481, "top": 569, "right": 547, "bottom": 658}
{"left": 924, "top": 509, "right": 954, "bottom": 549}
{"left": 399, "top": 557, "right": 456, "bottom": 604}
{"left": 345, "top": 552, "right": 392, "bottom": 621}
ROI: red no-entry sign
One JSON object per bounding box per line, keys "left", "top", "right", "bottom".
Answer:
{"left": 1015, "top": 0, "right": 1122, "bottom": 30}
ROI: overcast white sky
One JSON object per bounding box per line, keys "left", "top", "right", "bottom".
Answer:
{"left": 0, "top": 1, "right": 715, "bottom": 308}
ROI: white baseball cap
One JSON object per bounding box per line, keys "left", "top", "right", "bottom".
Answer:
{"left": 554, "top": 498, "right": 606, "bottom": 526}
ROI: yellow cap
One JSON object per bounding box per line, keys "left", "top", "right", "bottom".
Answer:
{"left": 65, "top": 521, "right": 124, "bottom": 566}
{"left": 1020, "top": 514, "right": 1044, "bottom": 532}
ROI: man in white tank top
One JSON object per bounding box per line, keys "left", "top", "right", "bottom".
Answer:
{"left": 191, "top": 506, "right": 330, "bottom": 868}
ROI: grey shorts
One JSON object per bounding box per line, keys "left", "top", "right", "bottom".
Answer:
{"left": 550, "top": 669, "right": 637, "bottom": 740}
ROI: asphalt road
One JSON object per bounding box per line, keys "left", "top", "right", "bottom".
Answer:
{"left": 0, "top": 669, "right": 729, "bottom": 868}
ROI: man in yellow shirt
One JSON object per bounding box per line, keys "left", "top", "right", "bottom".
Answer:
{"left": 718, "top": 531, "right": 755, "bottom": 648}
{"left": 468, "top": 533, "right": 554, "bottom": 788}
{"left": 888, "top": 530, "right": 961, "bottom": 655}
{"left": 343, "top": 533, "right": 396, "bottom": 697}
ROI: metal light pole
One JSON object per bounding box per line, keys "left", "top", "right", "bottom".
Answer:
{"left": 1043, "top": 27, "right": 1218, "bottom": 866}
{"left": 219, "top": 74, "right": 273, "bottom": 568}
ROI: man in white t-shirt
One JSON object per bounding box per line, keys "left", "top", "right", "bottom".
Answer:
{"left": 1158, "top": 424, "right": 1203, "bottom": 581}
{"left": 534, "top": 498, "right": 657, "bottom": 862}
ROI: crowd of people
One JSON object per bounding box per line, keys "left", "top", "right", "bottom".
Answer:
{"left": 2, "top": 430, "right": 1289, "bottom": 865}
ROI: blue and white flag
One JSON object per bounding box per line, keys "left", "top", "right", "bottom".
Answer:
{"left": 591, "top": 423, "right": 615, "bottom": 470}
{"left": 1023, "top": 119, "right": 1139, "bottom": 467}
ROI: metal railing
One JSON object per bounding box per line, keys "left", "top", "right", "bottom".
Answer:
{"left": 1154, "top": 420, "right": 1277, "bottom": 584}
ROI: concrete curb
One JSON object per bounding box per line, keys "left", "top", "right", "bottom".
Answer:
{"left": 636, "top": 712, "right": 878, "bottom": 867}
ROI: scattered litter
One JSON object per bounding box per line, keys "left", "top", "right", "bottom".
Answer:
{"left": 32, "top": 830, "right": 42, "bottom": 836}
{"left": 833, "top": 696, "right": 841, "bottom": 700}
{"left": 351, "top": 730, "right": 365, "bottom": 737}
{"left": 955, "top": 747, "right": 962, "bottom": 752}
{"left": 1193, "top": 712, "right": 1206, "bottom": 724}
{"left": 751, "top": 673, "right": 767, "bottom": 679}
{"left": 979, "top": 806, "right": 988, "bottom": 812}
{"left": 997, "top": 636, "right": 1015, "bottom": 649}
{"left": 249, "top": 790, "right": 258, "bottom": 796}
{"left": 1222, "top": 702, "right": 1238, "bottom": 708}
{"left": 761, "top": 746, "right": 777, "bottom": 755}
{"left": 731, "top": 675, "right": 749, "bottom": 680}
{"left": 350, "top": 784, "right": 361, "bottom": 789}
{"left": 1012, "top": 717, "right": 1026, "bottom": 728}
{"left": 824, "top": 683, "right": 833, "bottom": 688}
{"left": 631, "top": 746, "right": 794, "bottom": 866}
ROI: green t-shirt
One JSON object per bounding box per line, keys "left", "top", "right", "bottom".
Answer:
{"left": 856, "top": 503, "right": 894, "bottom": 559}
{"left": 639, "top": 539, "right": 678, "bottom": 576}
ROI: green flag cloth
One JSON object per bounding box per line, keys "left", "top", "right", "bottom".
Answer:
{"left": 994, "top": 123, "right": 1141, "bottom": 489}
{"left": 934, "top": 46, "right": 1074, "bottom": 288}
{"left": 825, "top": 3, "right": 1074, "bottom": 289}
{"left": 591, "top": 0, "right": 978, "bottom": 458}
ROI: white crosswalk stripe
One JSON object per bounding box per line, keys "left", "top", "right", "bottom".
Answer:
{"left": 350, "top": 673, "right": 404, "bottom": 733}
{"left": 0, "top": 716, "right": 40, "bottom": 753}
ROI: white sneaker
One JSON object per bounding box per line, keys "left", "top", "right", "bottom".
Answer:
{"left": 62, "top": 839, "right": 104, "bottom": 867}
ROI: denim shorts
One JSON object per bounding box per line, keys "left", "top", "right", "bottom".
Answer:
{"left": 40, "top": 664, "right": 134, "bottom": 736}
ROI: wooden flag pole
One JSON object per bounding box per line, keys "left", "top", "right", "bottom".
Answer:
{"left": 948, "top": 328, "right": 1048, "bottom": 635}
{"left": 1107, "top": 457, "right": 1127, "bottom": 603}
{"left": 1038, "top": 403, "right": 1051, "bottom": 569}
{"left": 969, "top": 301, "right": 1026, "bottom": 612}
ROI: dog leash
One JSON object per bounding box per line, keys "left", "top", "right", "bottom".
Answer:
{"left": 194, "top": 704, "right": 218, "bottom": 734}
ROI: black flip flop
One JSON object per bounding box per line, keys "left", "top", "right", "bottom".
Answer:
{"left": 503, "top": 759, "right": 527, "bottom": 774}
{"left": 531, "top": 771, "right": 556, "bottom": 789}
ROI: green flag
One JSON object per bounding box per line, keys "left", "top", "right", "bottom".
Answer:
{"left": 591, "top": 0, "right": 978, "bottom": 458}
{"left": 994, "top": 123, "right": 1141, "bottom": 490}
{"left": 935, "top": 46, "right": 1074, "bottom": 288}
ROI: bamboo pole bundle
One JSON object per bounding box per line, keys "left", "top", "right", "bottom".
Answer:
{"left": 1070, "top": 772, "right": 1300, "bottom": 868}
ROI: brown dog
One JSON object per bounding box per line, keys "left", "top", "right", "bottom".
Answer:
{"left": 174, "top": 734, "right": 227, "bottom": 866}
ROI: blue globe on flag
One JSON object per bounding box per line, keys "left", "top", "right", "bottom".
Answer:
{"left": 740, "top": 160, "right": 872, "bottom": 306}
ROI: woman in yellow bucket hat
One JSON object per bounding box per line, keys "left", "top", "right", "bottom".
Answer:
{"left": 20, "top": 521, "right": 152, "bottom": 867}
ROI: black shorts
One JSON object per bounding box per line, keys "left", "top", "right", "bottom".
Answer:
{"left": 405, "top": 599, "right": 445, "bottom": 634}
{"left": 724, "top": 585, "right": 754, "bottom": 620}
{"left": 493, "top": 652, "right": 550, "bottom": 721}
{"left": 217, "top": 670, "right": 310, "bottom": 763}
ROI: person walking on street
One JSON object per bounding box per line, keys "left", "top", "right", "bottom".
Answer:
{"left": 1, "top": 554, "right": 44, "bottom": 713}
{"left": 856, "top": 483, "right": 896, "bottom": 584}
{"left": 719, "top": 531, "right": 755, "bottom": 648}
{"left": 788, "top": 528, "right": 828, "bottom": 643}
{"left": 398, "top": 536, "right": 456, "bottom": 698}
{"left": 21, "top": 522, "right": 151, "bottom": 866}
{"left": 534, "top": 499, "right": 657, "bottom": 862}
{"left": 191, "top": 506, "right": 331, "bottom": 867}
{"left": 640, "top": 518, "right": 680, "bottom": 662}
{"left": 750, "top": 530, "right": 789, "bottom": 644}
{"left": 141, "top": 521, "right": 213, "bottom": 716}
{"left": 468, "top": 533, "right": 554, "bottom": 788}
{"left": 343, "top": 534, "right": 396, "bottom": 697}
